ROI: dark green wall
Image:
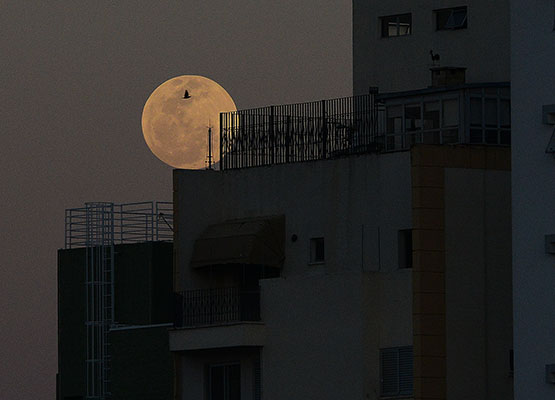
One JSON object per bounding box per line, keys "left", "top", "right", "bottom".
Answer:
{"left": 57, "top": 241, "right": 173, "bottom": 400}
{"left": 58, "top": 247, "right": 86, "bottom": 399}
{"left": 109, "top": 326, "right": 173, "bottom": 400}
{"left": 114, "top": 242, "right": 173, "bottom": 325}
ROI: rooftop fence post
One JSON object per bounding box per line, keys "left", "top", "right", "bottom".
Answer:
{"left": 270, "top": 106, "right": 275, "bottom": 165}
{"left": 321, "top": 99, "right": 327, "bottom": 159}
{"left": 219, "top": 112, "right": 224, "bottom": 171}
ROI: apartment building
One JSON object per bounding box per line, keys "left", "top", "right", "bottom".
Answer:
{"left": 511, "top": 1, "right": 555, "bottom": 398}
{"left": 353, "top": 0, "right": 510, "bottom": 93}
{"left": 169, "top": 88, "right": 513, "bottom": 400}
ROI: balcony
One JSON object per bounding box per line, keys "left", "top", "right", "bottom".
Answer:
{"left": 170, "top": 287, "right": 264, "bottom": 352}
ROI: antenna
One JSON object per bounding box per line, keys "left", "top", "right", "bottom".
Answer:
{"left": 205, "top": 120, "right": 213, "bottom": 170}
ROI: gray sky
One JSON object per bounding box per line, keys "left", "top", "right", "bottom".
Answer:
{"left": 0, "top": 1, "right": 351, "bottom": 397}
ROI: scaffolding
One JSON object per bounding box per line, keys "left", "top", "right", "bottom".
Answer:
{"left": 64, "top": 201, "right": 173, "bottom": 400}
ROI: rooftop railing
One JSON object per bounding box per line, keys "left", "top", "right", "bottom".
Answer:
{"left": 220, "top": 93, "right": 383, "bottom": 170}
{"left": 219, "top": 83, "right": 510, "bottom": 170}
{"left": 64, "top": 201, "right": 173, "bottom": 249}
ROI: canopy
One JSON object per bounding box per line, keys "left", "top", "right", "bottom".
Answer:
{"left": 190, "top": 215, "right": 285, "bottom": 269}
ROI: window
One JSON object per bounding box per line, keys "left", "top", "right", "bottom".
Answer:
{"left": 309, "top": 237, "right": 325, "bottom": 264}
{"left": 398, "top": 229, "right": 412, "bottom": 269}
{"left": 381, "top": 14, "right": 412, "bottom": 37}
{"left": 383, "top": 96, "right": 461, "bottom": 151}
{"left": 435, "top": 7, "right": 467, "bottom": 30}
{"left": 469, "top": 87, "right": 511, "bottom": 145}
{"left": 207, "top": 363, "right": 240, "bottom": 400}
{"left": 380, "top": 346, "right": 413, "bottom": 397}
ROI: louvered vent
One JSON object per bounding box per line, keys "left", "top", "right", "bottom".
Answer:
{"left": 380, "top": 346, "right": 413, "bottom": 397}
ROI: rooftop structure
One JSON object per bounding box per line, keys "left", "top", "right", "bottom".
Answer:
{"left": 58, "top": 201, "right": 174, "bottom": 400}
{"left": 219, "top": 83, "right": 510, "bottom": 170}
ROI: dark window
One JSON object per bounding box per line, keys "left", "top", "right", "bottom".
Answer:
{"left": 309, "top": 237, "right": 325, "bottom": 263}
{"left": 381, "top": 14, "right": 412, "bottom": 37}
{"left": 435, "top": 7, "right": 468, "bottom": 30}
{"left": 253, "top": 356, "right": 262, "bottom": 400}
{"left": 208, "top": 364, "right": 240, "bottom": 400}
{"left": 398, "top": 229, "right": 413, "bottom": 269}
{"left": 380, "top": 346, "right": 413, "bottom": 397}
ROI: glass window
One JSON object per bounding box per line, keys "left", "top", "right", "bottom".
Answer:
{"left": 381, "top": 14, "right": 412, "bottom": 37}
{"left": 436, "top": 7, "right": 468, "bottom": 30}
{"left": 442, "top": 99, "right": 459, "bottom": 127}
{"left": 423, "top": 102, "right": 440, "bottom": 130}
{"left": 387, "top": 106, "right": 403, "bottom": 134}
{"left": 398, "top": 229, "right": 412, "bottom": 269}
{"left": 404, "top": 104, "right": 421, "bottom": 132}
{"left": 470, "top": 98, "right": 482, "bottom": 126}
{"left": 309, "top": 237, "right": 325, "bottom": 264}
{"left": 208, "top": 364, "right": 241, "bottom": 400}
{"left": 485, "top": 99, "right": 498, "bottom": 127}
{"left": 500, "top": 100, "right": 510, "bottom": 128}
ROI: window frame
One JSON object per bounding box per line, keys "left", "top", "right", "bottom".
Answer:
{"left": 383, "top": 93, "right": 462, "bottom": 151}
{"left": 308, "top": 237, "right": 325, "bottom": 264}
{"left": 380, "top": 13, "right": 412, "bottom": 38}
{"left": 434, "top": 6, "right": 468, "bottom": 31}
{"left": 398, "top": 229, "right": 413, "bottom": 269}
{"left": 206, "top": 362, "right": 241, "bottom": 400}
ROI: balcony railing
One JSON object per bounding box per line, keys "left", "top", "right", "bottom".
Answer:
{"left": 176, "top": 287, "right": 261, "bottom": 328}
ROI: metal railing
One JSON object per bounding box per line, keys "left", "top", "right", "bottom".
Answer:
{"left": 176, "top": 287, "right": 261, "bottom": 327}
{"left": 65, "top": 201, "right": 173, "bottom": 249}
{"left": 220, "top": 94, "right": 383, "bottom": 170}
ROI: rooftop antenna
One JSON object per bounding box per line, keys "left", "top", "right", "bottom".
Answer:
{"left": 205, "top": 119, "right": 214, "bottom": 170}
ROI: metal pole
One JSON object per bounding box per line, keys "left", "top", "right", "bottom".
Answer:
{"left": 321, "top": 99, "right": 327, "bottom": 159}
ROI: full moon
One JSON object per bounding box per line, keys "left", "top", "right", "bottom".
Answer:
{"left": 141, "top": 75, "right": 237, "bottom": 169}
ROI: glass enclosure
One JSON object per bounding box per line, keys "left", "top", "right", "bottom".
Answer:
{"left": 378, "top": 84, "right": 510, "bottom": 151}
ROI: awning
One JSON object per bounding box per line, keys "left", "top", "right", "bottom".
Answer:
{"left": 190, "top": 215, "right": 285, "bottom": 269}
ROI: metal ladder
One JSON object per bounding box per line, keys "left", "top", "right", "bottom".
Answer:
{"left": 85, "top": 203, "right": 114, "bottom": 400}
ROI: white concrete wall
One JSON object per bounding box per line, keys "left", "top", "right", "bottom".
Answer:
{"left": 511, "top": 1, "right": 555, "bottom": 399}
{"left": 353, "top": 0, "right": 510, "bottom": 94}
{"left": 174, "top": 152, "right": 413, "bottom": 291}
{"left": 363, "top": 270, "right": 413, "bottom": 399}
{"left": 445, "top": 168, "right": 513, "bottom": 400}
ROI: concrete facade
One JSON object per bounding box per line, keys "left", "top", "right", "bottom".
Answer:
{"left": 353, "top": 0, "right": 510, "bottom": 94}
{"left": 172, "top": 145, "right": 512, "bottom": 400}
{"left": 511, "top": 1, "right": 555, "bottom": 398}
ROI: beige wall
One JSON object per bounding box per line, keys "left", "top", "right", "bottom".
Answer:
{"left": 411, "top": 145, "right": 512, "bottom": 400}
{"left": 353, "top": 0, "right": 510, "bottom": 93}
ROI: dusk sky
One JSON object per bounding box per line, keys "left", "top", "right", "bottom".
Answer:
{"left": 0, "top": 1, "right": 351, "bottom": 397}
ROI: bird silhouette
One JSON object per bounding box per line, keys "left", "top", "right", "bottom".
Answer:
{"left": 183, "top": 90, "right": 191, "bottom": 99}
{"left": 430, "top": 50, "right": 440, "bottom": 65}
